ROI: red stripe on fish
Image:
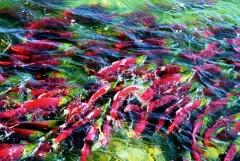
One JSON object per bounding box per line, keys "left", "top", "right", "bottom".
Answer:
{"left": 38, "top": 88, "right": 69, "bottom": 98}
{"left": 0, "top": 108, "right": 26, "bottom": 119}
{"left": 98, "top": 57, "right": 137, "bottom": 76}
{"left": 134, "top": 112, "right": 148, "bottom": 136}
{"left": 10, "top": 54, "right": 30, "bottom": 62}
{"left": 81, "top": 143, "right": 90, "bottom": 161}
{"left": 192, "top": 120, "right": 204, "bottom": 145}
{"left": 232, "top": 121, "right": 240, "bottom": 134}
{"left": 140, "top": 74, "right": 182, "bottom": 102}
{"left": 80, "top": 124, "right": 99, "bottom": 161}
{"left": 197, "top": 49, "right": 216, "bottom": 59}
{"left": 22, "top": 97, "right": 61, "bottom": 111}
{"left": 202, "top": 29, "right": 214, "bottom": 37}
{"left": 65, "top": 102, "right": 92, "bottom": 125}
{"left": 11, "top": 127, "right": 41, "bottom": 137}
{"left": 122, "top": 11, "right": 157, "bottom": 28}
{"left": 191, "top": 149, "right": 202, "bottom": 161}
{"left": 0, "top": 61, "right": 14, "bottom": 66}
{"left": 87, "top": 84, "right": 110, "bottom": 104}
{"left": 155, "top": 96, "right": 191, "bottom": 131}
{"left": 152, "top": 74, "right": 182, "bottom": 89}
{"left": 0, "top": 100, "right": 9, "bottom": 107}
{"left": 140, "top": 88, "right": 156, "bottom": 102}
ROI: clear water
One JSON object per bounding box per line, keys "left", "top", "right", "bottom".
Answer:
{"left": 0, "top": 0, "right": 240, "bottom": 161}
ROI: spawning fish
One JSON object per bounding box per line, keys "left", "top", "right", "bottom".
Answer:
{"left": 110, "top": 86, "right": 139, "bottom": 119}
{"left": 10, "top": 40, "right": 60, "bottom": 55}
{"left": 167, "top": 100, "right": 201, "bottom": 134}
{"left": 87, "top": 84, "right": 110, "bottom": 105}
{"left": 134, "top": 112, "right": 149, "bottom": 136}
{"left": 203, "top": 115, "right": 235, "bottom": 146}
{"left": 22, "top": 97, "right": 61, "bottom": 112}
{"left": 98, "top": 57, "right": 137, "bottom": 76}
{"left": 55, "top": 108, "right": 101, "bottom": 144}
{"left": 224, "top": 143, "right": 238, "bottom": 161}
{"left": 25, "top": 18, "right": 70, "bottom": 30}
{"left": 0, "top": 144, "right": 24, "bottom": 161}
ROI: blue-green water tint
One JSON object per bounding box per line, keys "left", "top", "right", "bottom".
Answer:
{"left": 0, "top": 0, "right": 240, "bottom": 161}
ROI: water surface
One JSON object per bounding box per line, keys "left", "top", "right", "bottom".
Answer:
{"left": 0, "top": 0, "right": 240, "bottom": 161}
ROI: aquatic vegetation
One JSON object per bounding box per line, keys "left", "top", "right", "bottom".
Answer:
{"left": 0, "top": 1, "right": 240, "bottom": 161}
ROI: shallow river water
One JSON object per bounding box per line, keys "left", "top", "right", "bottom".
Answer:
{"left": 0, "top": 0, "right": 240, "bottom": 161}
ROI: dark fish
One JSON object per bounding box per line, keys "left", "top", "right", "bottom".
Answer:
{"left": 63, "top": 5, "right": 112, "bottom": 25}
{"left": 213, "top": 28, "right": 237, "bottom": 39}
{"left": 155, "top": 24, "right": 187, "bottom": 32}
{"left": 25, "top": 30, "right": 73, "bottom": 41}
{"left": 122, "top": 11, "right": 157, "bottom": 28}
